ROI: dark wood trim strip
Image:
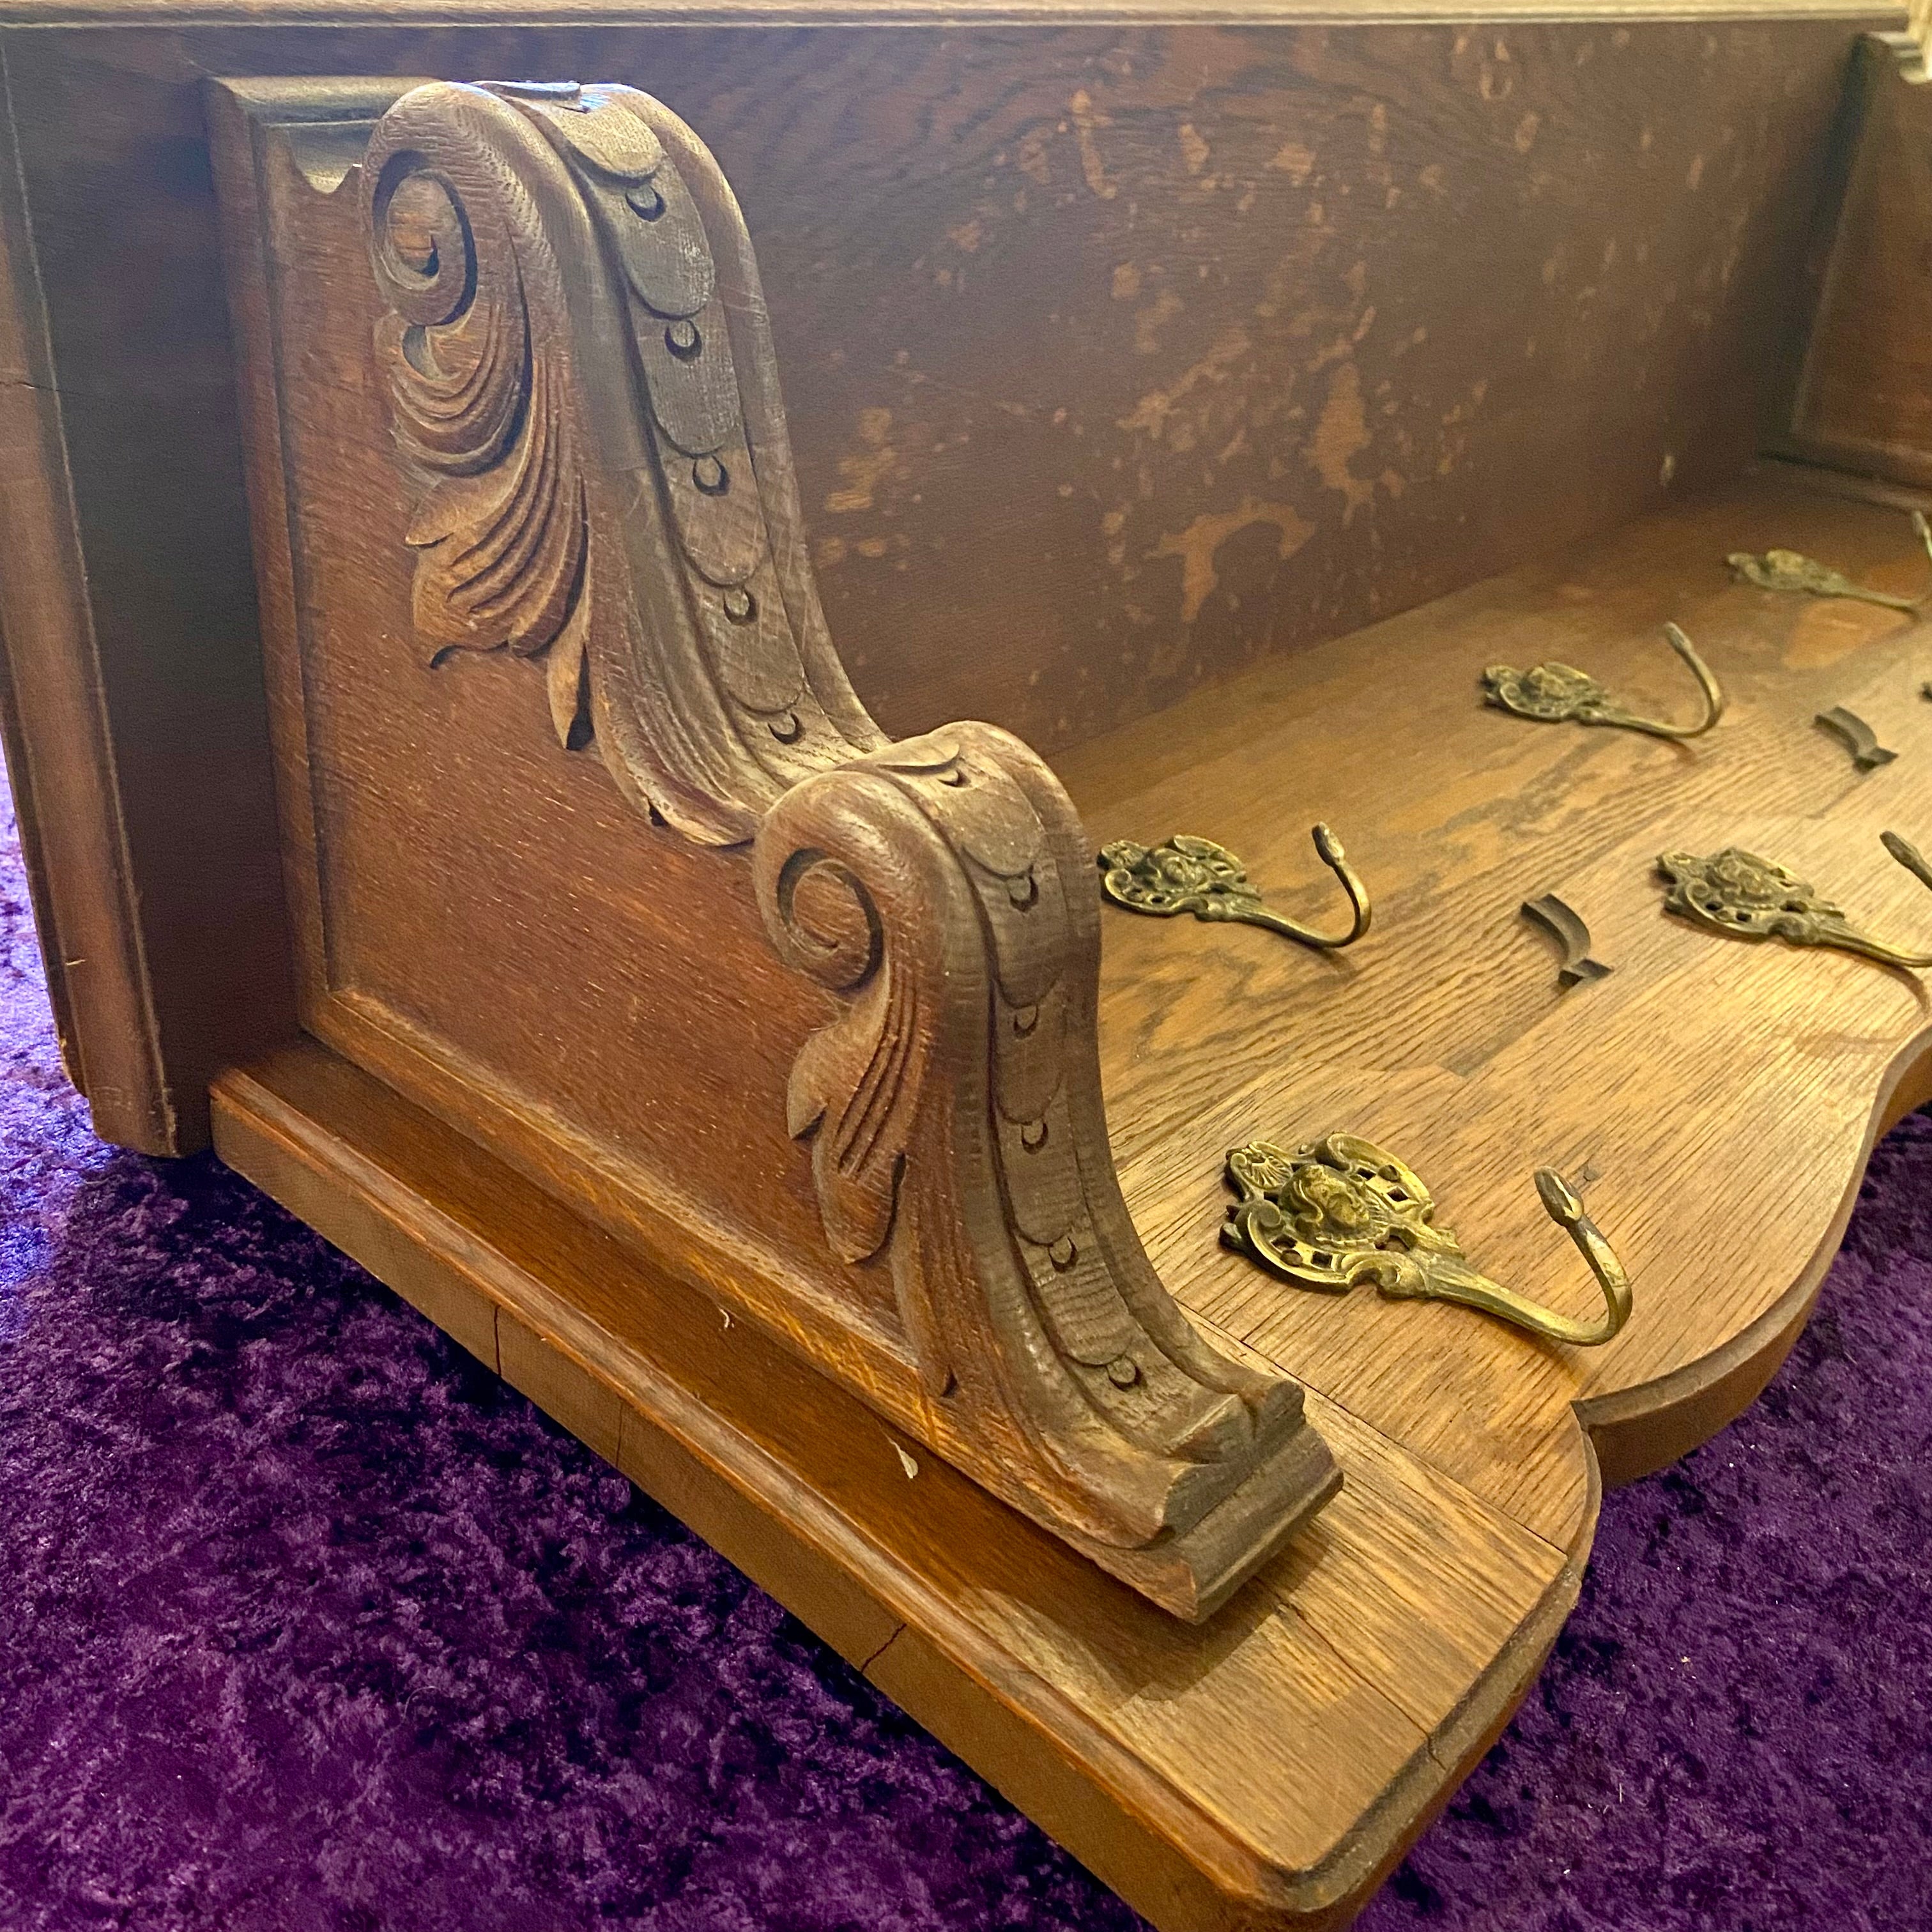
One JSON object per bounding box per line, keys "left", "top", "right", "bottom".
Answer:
{"left": 0, "top": 43, "right": 172, "bottom": 1150}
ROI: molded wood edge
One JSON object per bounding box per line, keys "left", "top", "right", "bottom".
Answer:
{"left": 0, "top": 1, "right": 1902, "bottom": 24}
{"left": 1770, "top": 31, "right": 1932, "bottom": 487}
{"left": 0, "top": 47, "right": 172, "bottom": 1150}
{"left": 1577, "top": 1026, "right": 1932, "bottom": 1483}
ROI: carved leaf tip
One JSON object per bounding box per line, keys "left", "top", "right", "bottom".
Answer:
{"left": 785, "top": 1041, "right": 831, "bottom": 1144}
{"left": 544, "top": 604, "right": 592, "bottom": 751}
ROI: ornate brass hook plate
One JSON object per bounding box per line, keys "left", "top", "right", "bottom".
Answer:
{"left": 1481, "top": 622, "right": 1722, "bottom": 739}
{"left": 1657, "top": 834, "right": 1932, "bottom": 969}
{"left": 1727, "top": 510, "right": 1932, "bottom": 613}
{"left": 1097, "top": 831, "right": 1370, "bottom": 951}
{"left": 1222, "top": 1135, "right": 1631, "bottom": 1347}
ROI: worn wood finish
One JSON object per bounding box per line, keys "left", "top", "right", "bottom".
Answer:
{"left": 192, "top": 47, "right": 1932, "bottom": 1912}
{"left": 4, "top": 13, "right": 1927, "bottom": 1927}
{"left": 0, "top": 11, "right": 1889, "bottom": 1160}
{"left": 210, "top": 1034, "right": 1592, "bottom": 1932}
{"left": 0, "top": 1, "right": 1905, "bottom": 20}
{"left": 1775, "top": 32, "right": 1932, "bottom": 487}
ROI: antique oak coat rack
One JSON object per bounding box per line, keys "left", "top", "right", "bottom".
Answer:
{"left": 3, "top": 11, "right": 1928, "bottom": 1929}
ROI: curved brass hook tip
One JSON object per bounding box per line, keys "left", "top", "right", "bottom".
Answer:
{"left": 1535, "top": 1167, "right": 1582, "bottom": 1226}
{"left": 1298, "top": 822, "right": 1373, "bottom": 949}
{"left": 1521, "top": 1166, "right": 1632, "bottom": 1347}
{"left": 1881, "top": 829, "right": 1932, "bottom": 895}
{"left": 1659, "top": 622, "right": 1725, "bottom": 736}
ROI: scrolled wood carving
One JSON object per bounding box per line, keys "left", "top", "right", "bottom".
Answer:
{"left": 364, "top": 80, "right": 1337, "bottom": 1619}
{"left": 755, "top": 724, "right": 1338, "bottom": 1615}
{"left": 363, "top": 79, "right": 881, "bottom": 845}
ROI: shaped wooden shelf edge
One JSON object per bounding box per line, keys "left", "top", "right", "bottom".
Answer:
{"left": 345, "top": 77, "right": 1338, "bottom": 1620}
{"left": 1577, "top": 1017, "right": 1932, "bottom": 1483}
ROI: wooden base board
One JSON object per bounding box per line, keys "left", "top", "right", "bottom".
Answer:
{"left": 212, "top": 1039, "right": 1590, "bottom": 1932}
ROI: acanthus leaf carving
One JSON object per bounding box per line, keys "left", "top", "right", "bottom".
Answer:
{"left": 755, "top": 723, "right": 1340, "bottom": 1614}
{"left": 364, "top": 80, "right": 882, "bottom": 844}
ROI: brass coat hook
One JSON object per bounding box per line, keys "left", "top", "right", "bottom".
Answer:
{"left": 1728, "top": 510, "right": 1932, "bottom": 613}
{"left": 1658, "top": 833, "right": 1932, "bottom": 969}
{"left": 1222, "top": 1135, "right": 1631, "bottom": 1347}
{"left": 1481, "top": 622, "right": 1724, "bottom": 739}
{"left": 1098, "top": 831, "right": 1370, "bottom": 951}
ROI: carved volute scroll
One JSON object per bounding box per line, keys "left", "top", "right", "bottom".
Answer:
{"left": 755, "top": 724, "right": 1338, "bottom": 1613}
{"left": 362, "top": 80, "right": 1337, "bottom": 1618}
{"left": 363, "top": 80, "right": 882, "bottom": 844}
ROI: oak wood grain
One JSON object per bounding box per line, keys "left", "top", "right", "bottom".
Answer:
{"left": 204, "top": 33, "right": 1932, "bottom": 1661}
{"left": 6, "top": 14, "right": 1924, "bottom": 1924}
{"left": 204, "top": 463, "right": 1932, "bottom": 1919}
{"left": 1067, "top": 473, "right": 1932, "bottom": 1540}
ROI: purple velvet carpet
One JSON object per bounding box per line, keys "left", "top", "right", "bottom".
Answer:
{"left": 2, "top": 763, "right": 1928, "bottom": 1932}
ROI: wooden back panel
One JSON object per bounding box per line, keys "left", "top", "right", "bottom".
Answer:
{"left": 0, "top": 12, "right": 1881, "bottom": 1151}
{"left": 1774, "top": 32, "right": 1932, "bottom": 486}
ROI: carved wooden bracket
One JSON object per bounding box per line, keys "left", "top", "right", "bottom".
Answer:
{"left": 755, "top": 723, "right": 1337, "bottom": 1611}
{"left": 363, "top": 79, "right": 1337, "bottom": 1619}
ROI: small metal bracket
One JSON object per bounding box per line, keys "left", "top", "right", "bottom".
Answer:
{"left": 1521, "top": 894, "right": 1613, "bottom": 986}
{"left": 1815, "top": 705, "right": 1898, "bottom": 772}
